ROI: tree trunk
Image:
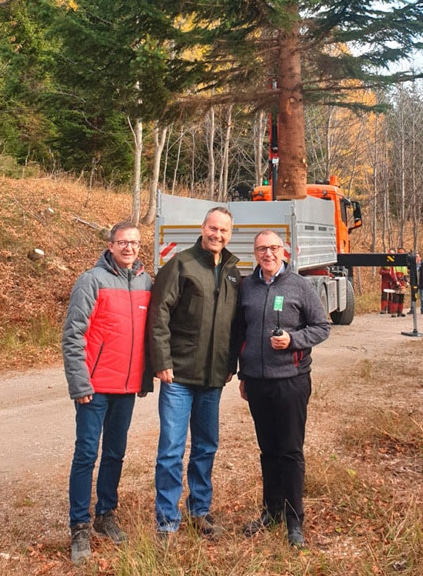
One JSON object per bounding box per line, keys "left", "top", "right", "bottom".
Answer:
{"left": 130, "top": 117, "right": 143, "bottom": 226}
{"left": 172, "top": 125, "right": 184, "bottom": 195}
{"left": 207, "top": 106, "right": 216, "bottom": 200}
{"left": 218, "top": 104, "right": 233, "bottom": 201}
{"left": 276, "top": 4, "right": 307, "bottom": 200}
{"left": 254, "top": 109, "right": 266, "bottom": 186}
{"left": 142, "top": 123, "right": 168, "bottom": 226}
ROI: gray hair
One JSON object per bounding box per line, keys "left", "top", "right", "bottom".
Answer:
{"left": 203, "top": 206, "right": 233, "bottom": 224}
{"left": 254, "top": 229, "right": 283, "bottom": 245}
{"left": 109, "top": 221, "right": 139, "bottom": 242}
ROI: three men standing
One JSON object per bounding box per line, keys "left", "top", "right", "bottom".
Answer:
{"left": 63, "top": 215, "right": 328, "bottom": 558}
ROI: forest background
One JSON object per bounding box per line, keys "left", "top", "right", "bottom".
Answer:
{"left": 1, "top": 1, "right": 423, "bottom": 246}
{"left": 2, "top": 0, "right": 423, "bottom": 358}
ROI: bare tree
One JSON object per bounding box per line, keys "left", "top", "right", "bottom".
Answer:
{"left": 129, "top": 117, "right": 143, "bottom": 226}
{"left": 142, "top": 123, "right": 168, "bottom": 226}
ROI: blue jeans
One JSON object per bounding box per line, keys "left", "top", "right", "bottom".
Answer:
{"left": 69, "top": 393, "right": 135, "bottom": 526}
{"left": 155, "top": 382, "right": 222, "bottom": 532}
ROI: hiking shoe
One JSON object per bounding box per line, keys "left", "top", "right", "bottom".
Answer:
{"left": 156, "top": 530, "right": 177, "bottom": 547}
{"left": 243, "top": 510, "right": 282, "bottom": 537}
{"left": 93, "top": 510, "right": 127, "bottom": 544}
{"left": 288, "top": 526, "right": 306, "bottom": 548}
{"left": 70, "top": 523, "right": 91, "bottom": 564}
{"left": 191, "top": 514, "right": 224, "bottom": 539}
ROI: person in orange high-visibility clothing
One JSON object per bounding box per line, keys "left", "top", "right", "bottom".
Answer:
{"left": 390, "top": 247, "right": 408, "bottom": 317}
{"left": 379, "top": 249, "right": 395, "bottom": 314}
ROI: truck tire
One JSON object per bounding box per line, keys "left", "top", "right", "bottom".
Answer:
{"left": 330, "top": 280, "right": 354, "bottom": 325}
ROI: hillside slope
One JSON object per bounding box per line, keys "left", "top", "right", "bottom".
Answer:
{"left": 0, "top": 177, "right": 154, "bottom": 371}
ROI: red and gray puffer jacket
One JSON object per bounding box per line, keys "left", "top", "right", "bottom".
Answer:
{"left": 62, "top": 250, "right": 152, "bottom": 400}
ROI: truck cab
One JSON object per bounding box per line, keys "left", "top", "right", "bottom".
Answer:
{"left": 306, "top": 176, "right": 362, "bottom": 255}
{"left": 252, "top": 175, "right": 362, "bottom": 256}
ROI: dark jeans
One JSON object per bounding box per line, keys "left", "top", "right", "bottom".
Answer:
{"left": 245, "top": 373, "right": 311, "bottom": 527}
{"left": 69, "top": 392, "right": 135, "bottom": 526}
{"left": 155, "top": 382, "right": 222, "bottom": 532}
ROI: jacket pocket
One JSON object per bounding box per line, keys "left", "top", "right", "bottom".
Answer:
{"left": 293, "top": 350, "right": 303, "bottom": 367}
{"left": 90, "top": 342, "right": 104, "bottom": 378}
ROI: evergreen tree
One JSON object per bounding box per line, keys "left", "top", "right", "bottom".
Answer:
{"left": 156, "top": 0, "right": 423, "bottom": 198}
{"left": 0, "top": 0, "right": 58, "bottom": 167}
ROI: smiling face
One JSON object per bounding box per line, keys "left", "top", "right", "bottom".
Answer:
{"left": 108, "top": 226, "right": 140, "bottom": 269}
{"left": 254, "top": 230, "right": 284, "bottom": 281}
{"left": 201, "top": 209, "right": 233, "bottom": 262}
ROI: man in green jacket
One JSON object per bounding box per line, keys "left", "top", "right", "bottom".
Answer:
{"left": 148, "top": 206, "right": 240, "bottom": 538}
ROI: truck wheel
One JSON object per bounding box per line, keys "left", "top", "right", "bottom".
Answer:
{"left": 330, "top": 280, "right": 355, "bottom": 325}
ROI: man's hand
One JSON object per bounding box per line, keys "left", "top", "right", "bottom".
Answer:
{"left": 75, "top": 395, "right": 93, "bottom": 404}
{"left": 270, "top": 330, "right": 291, "bottom": 350}
{"left": 239, "top": 380, "right": 248, "bottom": 401}
{"left": 156, "top": 369, "right": 174, "bottom": 384}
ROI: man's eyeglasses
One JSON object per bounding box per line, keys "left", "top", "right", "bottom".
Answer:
{"left": 255, "top": 245, "right": 283, "bottom": 254}
{"left": 112, "top": 240, "right": 140, "bottom": 249}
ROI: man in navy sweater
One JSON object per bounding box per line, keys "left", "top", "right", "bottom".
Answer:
{"left": 237, "top": 229, "right": 330, "bottom": 547}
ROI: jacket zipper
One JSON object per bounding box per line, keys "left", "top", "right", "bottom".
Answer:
{"left": 126, "top": 273, "right": 134, "bottom": 391}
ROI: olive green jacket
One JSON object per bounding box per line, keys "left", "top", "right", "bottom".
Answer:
{"left": 148, "top": 238, "right": 240, "bottom": 388}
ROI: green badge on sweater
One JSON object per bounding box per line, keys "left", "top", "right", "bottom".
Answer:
{"left": 273, "top": 295, "right": 284, "bottom": 311}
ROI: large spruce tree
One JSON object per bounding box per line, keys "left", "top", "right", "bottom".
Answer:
{"left": 157, "top": 0, "right": 423, "bottom": 198}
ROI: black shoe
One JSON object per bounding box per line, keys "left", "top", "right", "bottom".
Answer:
{"left": 397, "top": 313, "right": 406, "bottom": 317}
{"left": 93, "top": 510, "right": 127, "bottom": 544}
{"left": 70, "top": 523, "right": 91, "bottom": 564}
{"left": 243, "top": 510, "right": 282, "bottom": 537}
{"left": 191, "top": 514, "right": 224, "bottom": 539}
{"left": 288, "top": 526, "right": 306, "bottom": 548}
{"left": 391, "top": 314, "right": 396, "bottom": 317}
{"left": 380, "top": 310, "right": 387, "bottom": 314}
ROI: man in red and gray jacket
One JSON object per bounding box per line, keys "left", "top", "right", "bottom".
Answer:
{"left": 62, "top": 221, "right": 152, "bottom": 564}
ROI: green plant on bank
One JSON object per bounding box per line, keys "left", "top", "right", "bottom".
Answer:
{"left": 0, "top": 155, "right": 41, "bottom": 179}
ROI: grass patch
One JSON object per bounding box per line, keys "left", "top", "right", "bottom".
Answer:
{"left": 342, "top": 407, "right": 423, "bottom": 460}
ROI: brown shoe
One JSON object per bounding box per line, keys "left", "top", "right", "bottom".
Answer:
{"left": 191, "top": 514, "right": 224, "bottom": 539}
{"left": 93, "top": 510, "right": 127, "bottom": 544}
{"left": 70, "top": 523, "right": 91, "bottom": 564}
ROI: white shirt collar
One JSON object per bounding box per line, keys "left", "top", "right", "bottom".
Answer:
{"left": 259, "top": 261, "right": 285, "bottom": 284}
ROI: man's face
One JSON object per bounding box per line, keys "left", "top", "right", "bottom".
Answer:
{"left": 201, "top": 211, "right": 232, "bottom": 255}
{"left": 108, "top": 227, "right": 140, "bottom": 269}
{"left": 254, "top": 232, "right": 284, "bottom": 278}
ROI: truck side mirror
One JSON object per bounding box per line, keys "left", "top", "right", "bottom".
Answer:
{"left": 348, "top": 200, "right": 362, "bottom": 233}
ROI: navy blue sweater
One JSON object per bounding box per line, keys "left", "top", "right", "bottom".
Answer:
{"left": 238, "top": 263, "right": 330, "bottom": 380}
